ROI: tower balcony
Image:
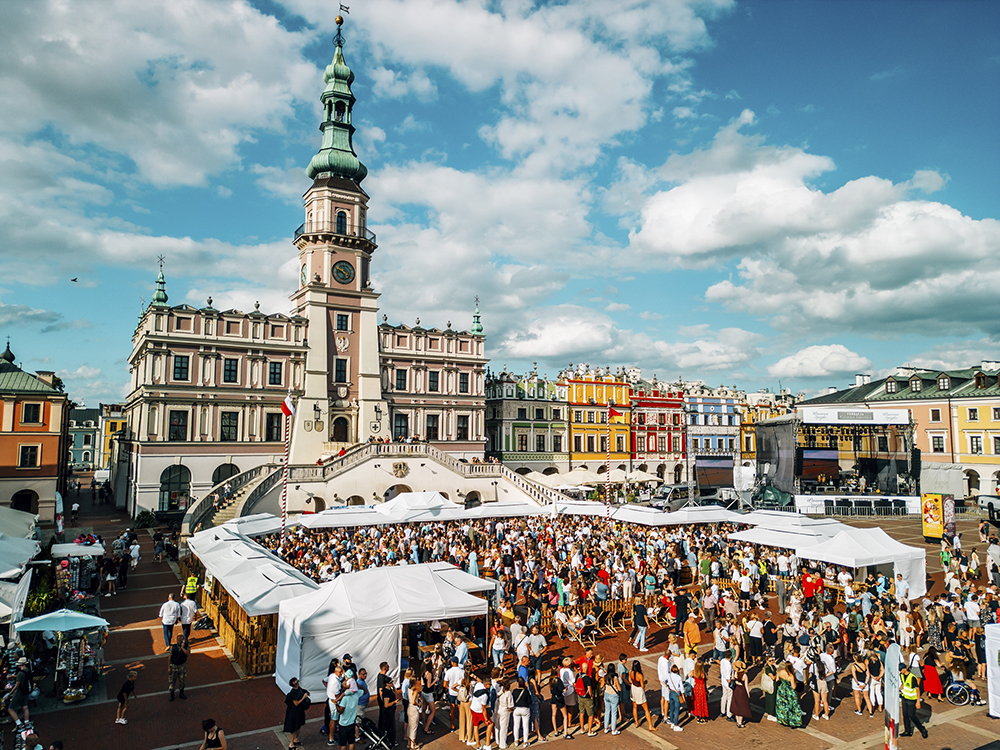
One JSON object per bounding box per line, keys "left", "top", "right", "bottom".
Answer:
{"left": 294, "top": 221, "right": 377, "bottom": 249}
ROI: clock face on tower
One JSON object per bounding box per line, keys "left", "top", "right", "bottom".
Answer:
{"left": 332, "top": 260, "right": 355, "bottom": 285}
{"left": 301, "top": 264, "right": 308, "bottom": 285}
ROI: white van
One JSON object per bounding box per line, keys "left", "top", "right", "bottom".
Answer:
{"left": 93, "top": 468, "right": 110, "bottom": 484}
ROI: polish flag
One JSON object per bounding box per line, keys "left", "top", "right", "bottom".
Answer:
{"left": 281, "top": 396, "right": 295, "bottom": 417}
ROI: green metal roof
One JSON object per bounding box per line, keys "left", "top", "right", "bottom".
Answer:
{"left": 802, "top": 368, "right": 1000, "bottom": 405}
{"left": 0, "top": 361, "right": 60, "bottom": 394}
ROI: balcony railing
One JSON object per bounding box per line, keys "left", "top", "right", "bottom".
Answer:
{"left": 294, "top": 221, "right": 376, "bottom": 244}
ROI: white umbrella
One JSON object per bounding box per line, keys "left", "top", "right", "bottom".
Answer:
{"left": 525, "top": 471, "right": 558, "bottom": 487}
{"left": 14, "top": 608, "right": 108, "bottom": 632}
{"left": 608, "top": 469, "right": 629, "bottom": 483}
{"left": 627, "top": 470, "right": 660, "bottom": 483}
{"left": 560, "top": 468, "right": 602, "bottom": 485}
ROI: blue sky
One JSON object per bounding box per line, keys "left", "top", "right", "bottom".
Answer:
{"left": 0, "top": 0, "right": 997, "bottom": 406}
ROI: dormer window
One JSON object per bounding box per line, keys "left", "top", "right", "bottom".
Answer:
{"left": 938, "top": 376, "right": 950, "bottom": 391}
{"left": 885, "top": 380, "right": 898, "bottom": 394}
{"left": 975, "top": 373, "right": 988, "bottom": 388}
{"left": 910, "top": 378, "right": 922, "bottom": 393}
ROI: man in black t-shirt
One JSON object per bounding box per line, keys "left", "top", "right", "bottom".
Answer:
{"left": 762, "top": 611, "right": 779, "bottom": 660}
{"left": 168, "top": 634, "right": 190, "bottom": 701}
{"left": 4, "top": 658, "right": 30, "bottom": 726}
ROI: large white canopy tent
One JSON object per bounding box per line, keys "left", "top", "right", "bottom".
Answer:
{"left": 50, "top": 543, "right": 106, "bottom": 558}
{"left": 661, "top": 505, "right": 744, "bottom": 525}
{"left": 187, "top": 527, "right": 318, "bottom": 615}
{"left": 848, "top": 527, "right": 927, "bottom": 598}
{"left": 0, "top": 506, "right": 37, "bottom": 540}
{"left": 0, "top": 569, "right": 33, "bottom": 625}
{"left": 0, "top": 534, "right": 40, "bottom": 580}
{"left": 375, "top": 492, "right": 468, "bottom": 523}
{"left": 464, "top": 502, "right": 546, "bottom": 519}
{"left": 610, "top": 504, "right": 673, "bottom": 526}
{"left": 795, "top": 527, "right": 927, "bottom": 598}
{"left": 276, "top": 564, "right": 488, "bottom": 692}
{"left": 728, "top": 526, "right": 836, "bottom": 549}
{"left": 739, "top": 510, "right": 846, "bottom": 535}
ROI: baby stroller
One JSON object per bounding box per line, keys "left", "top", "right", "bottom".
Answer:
{"left": 356, "top": 716, "right": 392, "bottom": 750}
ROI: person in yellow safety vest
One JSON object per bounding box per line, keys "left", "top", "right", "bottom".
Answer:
{"left": 898, "top": 663, "right": 927, "bottom": 739}
{"left": 182, "top": 575, "right": 198, "bottom": 597}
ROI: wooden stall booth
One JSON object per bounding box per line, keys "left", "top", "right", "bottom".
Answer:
{"left": 182, "top": 529, "right": 319, "bottom": 677}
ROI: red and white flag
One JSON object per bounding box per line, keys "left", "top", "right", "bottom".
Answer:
{"left": 281, "top": 395, "right": 295, "bottom": 417}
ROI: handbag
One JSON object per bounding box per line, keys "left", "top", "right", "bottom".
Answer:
{"left": 760, "top": 672, "right": 774, "bottom": 694}
{"left": 301, "top": 695, "right": 312, "bottom": 710}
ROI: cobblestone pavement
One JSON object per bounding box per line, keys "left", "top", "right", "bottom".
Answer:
{"left": 33, "top": 502, "right": 998, "bottom": 750}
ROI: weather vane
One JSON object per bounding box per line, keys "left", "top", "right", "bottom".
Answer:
{"left": 335, "top": 4, "right": 349, "bottom": 45}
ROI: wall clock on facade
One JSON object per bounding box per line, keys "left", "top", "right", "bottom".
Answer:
{"left": 301, "top": 264, "right": 308, "bottom": 285}
{"left": 332, "top": 260, "right": 355, "bottom": 285}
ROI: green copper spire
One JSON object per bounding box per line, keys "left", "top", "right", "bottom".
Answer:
{"left": 307, "top": 17, "right": 368, "bottom": 183}
{"left": 151, "top": 264, "right": 169, "bottom": 308}
{"left": 471, "top": 296, "right": 484, "bottom": 335}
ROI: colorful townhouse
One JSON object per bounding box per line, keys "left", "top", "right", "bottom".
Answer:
{"left": 485, "top": 366, "right": 570, "bottom": 474}
{"left": 560, "top": 365, "right": 632, "bottom": 471}
{"left": 0, "top": 341, "right": 69, "bottom": 522}
{"left": 629, "top": 376, "right": 686, "bottom": 483}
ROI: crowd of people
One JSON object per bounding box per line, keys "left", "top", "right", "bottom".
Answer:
{"left": 259, "top": 511, "right": 999, "bottom": 746}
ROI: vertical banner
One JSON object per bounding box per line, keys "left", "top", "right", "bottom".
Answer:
{"left": 943, "top": 493, "right": 956, "bottom": 540}
{"left": 920, "top": 493, "right": 943, "bottom": 539}
{"left": 883, "top": 643, "right": 901, "bottom": 750}
{"left": 986, "top": 623, "right": 1000, "bottom": 718}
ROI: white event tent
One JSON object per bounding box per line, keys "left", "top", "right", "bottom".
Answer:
{"left": 375, "top": 492, "right": 468, "bottom": 522}
{"left": 0, "top": 534, "right": 40, "bottom": 580}
{"left": 0, "top": 506, "right": 37, "bottom": 539}
{"left": 276, "top": 564, "right": 488, "bottom": 692}
{"left": 187, "top": 527, "right": 317, "bottom": 615}
{"left": 610, "top": 504, "right": 673, "bottom": 526}
{"left": 662, "top": 505, "right": 744, "bottom": 525}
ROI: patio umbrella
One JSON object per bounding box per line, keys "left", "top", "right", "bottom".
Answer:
{"left": 627, "top": 470, "right": 660, "bottom": 483}
{"left": 14, "top": 608, "right": 108, "bottom": 632}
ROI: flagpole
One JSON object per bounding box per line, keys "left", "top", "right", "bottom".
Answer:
{"left": 280, "top": 395, "right": 293, "bottom": 548}
{"left": 606, "top": 404, "right": 612, "bottom": 525}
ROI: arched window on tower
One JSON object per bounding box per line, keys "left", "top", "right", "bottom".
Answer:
{"left": 335, "top": 102, "right": 346, "bottom": 122}
{"left": 336, "top": 210, "right": 348, "bottom": 235}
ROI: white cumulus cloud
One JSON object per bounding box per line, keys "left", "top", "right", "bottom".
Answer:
{"left": 767, "top": 345, "right": 873, "bottom": 379}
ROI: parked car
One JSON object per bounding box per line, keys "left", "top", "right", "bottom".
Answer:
{"left": 648, "top": 484, "right": 689, "bottom": 511}
{"left": 978, "top": 494, "right": 1000, "bottom": 520}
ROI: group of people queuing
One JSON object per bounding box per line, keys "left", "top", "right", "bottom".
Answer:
{"left": 260, "top": 513, "right": 999, "bottom": 744}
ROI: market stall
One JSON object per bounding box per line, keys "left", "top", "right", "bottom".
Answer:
{"left": 51, "top": 543, "right": 104, "bottom": 607}
{"left": 14, "top": 609, "right": 108, "bottom": 704}
{"left": 276, "top": 564, "right": 488, "bottom": 692}
{"left": 185, "top": 527, "right": 317, "bottom": 676}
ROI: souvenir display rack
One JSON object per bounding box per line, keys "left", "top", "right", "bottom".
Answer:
{"left": 54, "top": 629, "right": 104, "bottom": 704}
{"left": 54, "top": 555, "right": 98, "bottom": 607}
